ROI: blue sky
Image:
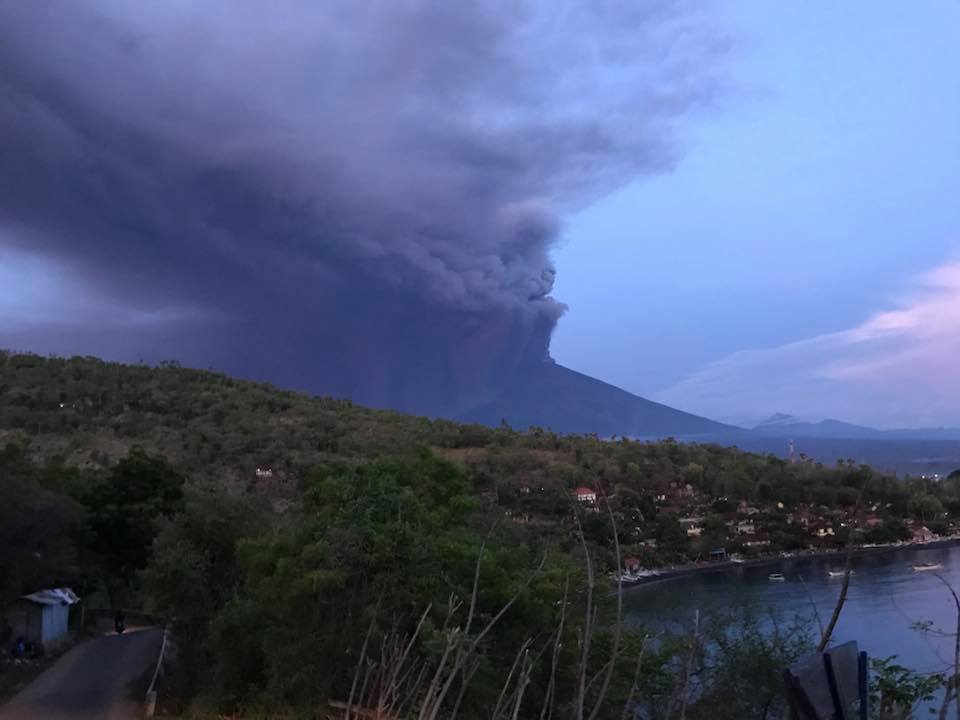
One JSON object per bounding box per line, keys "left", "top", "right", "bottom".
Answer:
{"left": 552, "top": 1, "right": 960, "bottom": 427}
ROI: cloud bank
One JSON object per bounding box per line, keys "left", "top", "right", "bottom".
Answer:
{"left": 0, "top": 0, "right": 724, "bottom": 415}
{"left": 656, "top": 261, "right": 960, "bottom": 428}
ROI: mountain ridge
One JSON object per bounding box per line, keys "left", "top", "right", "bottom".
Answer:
{"left": 458, "top": 361, "right": 737, "bottom": 437}
{"left": 750, "top": 414, "right": 960, "bottom": 440}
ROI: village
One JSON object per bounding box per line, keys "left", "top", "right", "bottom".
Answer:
{"left": 497, "top": 470, "right": 957, "bottom": 582}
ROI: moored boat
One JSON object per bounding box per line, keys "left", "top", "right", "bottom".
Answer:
{"left": 912, "top": 562, "right": 943, "bottom": 572}
{"left": 768, "top": 572, "right": 786, "bottom": 582}
{"left": 827, "top": 569, "right": 855, "bottom": 578}
{"left": 614, "top": 568, "right": 663, "bottom": 584}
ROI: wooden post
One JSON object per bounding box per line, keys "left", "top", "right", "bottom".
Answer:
{"left": 857, "top": 651, "right": 869, "bottom": 720}
{"left": 823, "top": 653, "right": 847, "bottom": 720}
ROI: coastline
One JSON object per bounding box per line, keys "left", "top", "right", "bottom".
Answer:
{"left": 621, "top": 536, "right": 960, "bottom": 589}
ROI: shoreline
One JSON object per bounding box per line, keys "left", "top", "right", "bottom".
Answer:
{"left": 621, "top": 536, "right": 960, "bottom": 588}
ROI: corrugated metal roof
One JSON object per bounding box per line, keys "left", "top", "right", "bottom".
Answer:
{"left": 21, "top": 587, "right": 80, "bottom": 606}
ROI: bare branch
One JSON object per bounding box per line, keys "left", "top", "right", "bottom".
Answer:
{"left": 797, "top": 575, "right": 824, "bottom": 639}
{"left": 935, "top": 574, "right": 960, "bottom": 720}
{"left": 539, "top": 574, "right": 570, "bottom": 720}
{"left": 818, "top": 483, "right": 865, "bottom": 652}
{"left": 346, "top": 610, "right": 379, "bottom": 719}
{"left": 493, "top": 638, "right": 534, "bottom": 719}
{"left": 448, "top": 659, "right": 481, "bottom": 720}
{"left": 421, "top": 554, "right": 547, "bottom": 720}
{"left": 587, "top": 492, "right": 625, "bottom": 720}
{"left": 620, "top": 636, "right": 648, "bottom": 720}
{"left": 509, "top": 646, "right": 535, "bottom": 720}
{"left": 678, "top": 610, "right": 700, "bottom": 720}
{"left": 464, "top": 526, "right": 497, "bottom": 640}
{"left": 574, "top": 508, "right": 594, "bottom": 720}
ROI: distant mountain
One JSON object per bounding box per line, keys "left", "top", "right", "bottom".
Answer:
{"left": 750, "top": 414, "right": 960, "bottom": 441}
{"left": 459, "top": 361, "right": 736, "bottom": 438}
{"left": 755, "top": 413, "right": 799, "bottom": 428}
{"left": 752, "top": 416, "right": 885, "bottom": 439}
{"left": 735, "top": 413, "right": 960, "bottom": 474}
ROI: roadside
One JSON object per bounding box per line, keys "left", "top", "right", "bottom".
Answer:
{"left": 0, "top": 627, "right": 162, "bottom": 720}
{"left": 0, "top": 630, "right": 90, "bottom": 705}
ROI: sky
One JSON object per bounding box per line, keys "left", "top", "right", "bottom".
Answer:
{"left": 552, "top": 2, "right": 960, "bottom": 428}
{"left": 1, "top": 2, "right": 959, "bottom": 429}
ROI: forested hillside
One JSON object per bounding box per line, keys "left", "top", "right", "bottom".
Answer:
{"left": 3, "top": 351, "right": 958, "bottom": 549}
{"left": 3, "top": 351, "right": 959, "bottom": 718}
{"left": 0, "top": 351, "right": 467, "bottom": 477}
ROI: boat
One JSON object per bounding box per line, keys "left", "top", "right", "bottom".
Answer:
{"left": 614, "top": 568, "right": 663, "bottom": 584}
{"left": 768, "top": 572, "right": 786, "bottom": 582}
{"left": 912, "top": 562, "right": 943, "bottom": 572}
{"left": 827, "top": 570, "right": 855, "bottom": 578}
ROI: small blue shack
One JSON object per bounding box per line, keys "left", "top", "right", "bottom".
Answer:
{"left": 5, "top": 587, "right": 80, "bottom": 648}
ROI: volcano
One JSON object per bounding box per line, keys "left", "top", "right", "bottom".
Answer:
{"left": 458, "top": 361, "right": 736, "bottom": 437}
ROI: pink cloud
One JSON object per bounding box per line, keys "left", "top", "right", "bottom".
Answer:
{"left": 655, "top": 260, "right": 960, "bottom": 428}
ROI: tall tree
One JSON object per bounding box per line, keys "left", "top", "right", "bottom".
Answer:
{"left": 84, "top": 447, "right": 185, "bottom": 602}
{"left": 0, "top": 444, "right": 81, "bottom": 603}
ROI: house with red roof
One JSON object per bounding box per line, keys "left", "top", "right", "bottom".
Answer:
{"left": 573, "top": 487, "right": 597, "bottom": 504}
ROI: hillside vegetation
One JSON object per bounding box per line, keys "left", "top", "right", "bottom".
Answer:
{"left": 3, "top": 351, "right": 959, "bottom": 555}
{"left": 3, "top": 350, "right": 959, "bottom": 718}
{"left": 0, "top": 351, "right": 468, "bottom": 476}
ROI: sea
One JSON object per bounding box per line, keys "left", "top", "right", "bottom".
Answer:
{"left": 623, "top": 544, "right": 960, "bottom": 714}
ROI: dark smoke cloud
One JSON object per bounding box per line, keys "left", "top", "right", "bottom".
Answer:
{"left": 0, "top": 1, "right": 725, "bottom": 415}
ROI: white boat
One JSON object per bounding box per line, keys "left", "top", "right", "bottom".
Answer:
{"left": 912, "top": 562, "right": 943, "bottom": 572}
{"left": 768, "top": 572, "right": 786, "bottom": 582}
{"left": 827, "top": 569, "right": 855, "bottom": 578}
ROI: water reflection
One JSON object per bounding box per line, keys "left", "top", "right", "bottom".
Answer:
{"left": 624, "top": 546, "right": 960, "bottom": 678}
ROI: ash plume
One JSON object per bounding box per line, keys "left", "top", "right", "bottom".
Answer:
{"left": 0, "top": 1, "right": 725, "bottom": 416}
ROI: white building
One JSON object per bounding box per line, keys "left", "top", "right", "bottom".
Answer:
{"left": 573, "top": 487, "right": 597, "bottom": 504}
{"left": 5, "top": 588, "right": 80, "bottom": 648}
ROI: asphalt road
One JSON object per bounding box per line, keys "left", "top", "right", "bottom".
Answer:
{"left": 0, "top": 628, "right": 163, "bottom": 720}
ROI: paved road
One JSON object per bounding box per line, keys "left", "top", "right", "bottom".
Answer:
{"left": 0, "top": 628, "right": 163, "bottom": 720}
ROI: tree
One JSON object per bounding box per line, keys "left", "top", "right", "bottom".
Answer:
{"left": 908, "top": 493, "right": 944, "bottom": 523}
{"left": 836, "top": 486, "right": 860, "bottom": 507}
{"left": 691, "top": 607, "right": 812, "bottom": 720}
{"left": 83, "top": 446, "right": 185, "bottom": 602}
{"left": 812, "top": 485, "right": 838, "bottom": 508}
{"left": 697, "top": 514, "right": 728, "bottom": 556}
{"left": 143, "top": 482, "right": 269, "bottom": 697}
{"left": 656, "top": 516, "right": 690, "bottom": 560}
{"left": 949, "top": 470, "right": 960, "bottom": 497}
{"left": 712, "top": 497, "right": 736, "bottom": 514}
{"left": 203, "top": 451, "right": 492, "bottom": 705}
{"left": 0, "top": 444, "right": 81, "bottom": 603}
{"left": 864, "top": 518, "right": 912, "bottom": 545}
